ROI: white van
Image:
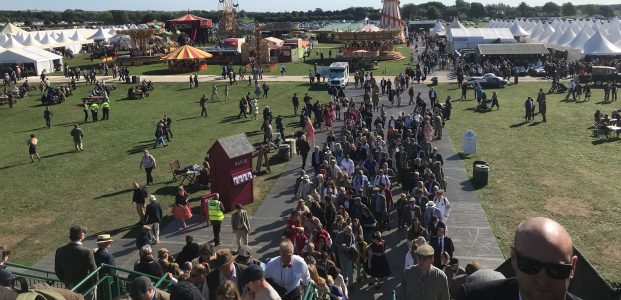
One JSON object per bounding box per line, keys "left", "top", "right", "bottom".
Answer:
{"left": 327, "top": 62, "right": 349, "bottom": 88}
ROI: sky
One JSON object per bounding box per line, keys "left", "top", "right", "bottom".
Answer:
{"left": 3, "top": 0, "right": 619, "bottom": 12}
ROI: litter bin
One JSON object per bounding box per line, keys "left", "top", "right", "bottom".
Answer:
{"left": 125, "top": 77, "right": 131, "bottom": 84}
{"left": 285, "top": 138, "right": 297, "bottom": 155}
{"left": 279, "top": 144, "right": 291, "bottom": 162}
{"left": 461, "top": 130, "right": 477, "bottom": 155}
{"left": 132, "top": 76, "right": 138, "bottom": 83}
{"left": 136, "top": 76, "right": 141, "bottom": 83}
{"left": 431, "top": 77, "right": 438, "bottom": 86}
{"left": 473, "top": 160, "right": 489, "bottom": 187}
{"left": 514, "top": 74, "right": 519, "bottom": 84}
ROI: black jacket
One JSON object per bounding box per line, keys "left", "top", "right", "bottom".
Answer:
{"left": 144, "top": 201, "right": 163, "bottom": 224}
{"left": 429, "top": 235, "right": 454, "bottom": 267}
{"left": 132, "top": 187, "right": 147, "bottom": 204}
{"left": 94, "top": 248, "right": 116, "bottom": 275}
{"left": 206, "top": 262, "right": 247, "bottom": 300}
{"left": 457, "top": 278, "right": 582, "bottom": 300}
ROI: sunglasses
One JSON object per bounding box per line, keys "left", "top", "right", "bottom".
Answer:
{"left": 513, "top": 247, "right": 573, "bottom": 280}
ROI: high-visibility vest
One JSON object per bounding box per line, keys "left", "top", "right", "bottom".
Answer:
{"left": 208, "top": 199, "right": 224, "bottom": 221}
{"left": 102, "top": 102, "right": 110, "bottom": 109}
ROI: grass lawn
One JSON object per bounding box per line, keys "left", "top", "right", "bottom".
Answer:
{"left": 54, "top": 45, "right": 415, "bottom": 77}
{"left": 435, "top": 82, "right": 621, "bottom": 284}
{"left": 0, "top": 81, "right": 332, "bottom": 265}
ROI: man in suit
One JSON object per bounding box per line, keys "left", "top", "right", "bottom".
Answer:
{"left": 231, "top": 204, "right": 251, "bottom": 248}
{"left": 401, "top": 244, "right": 450, "bottom": 300}
{"left": 311, "top": 146, "right": 323, "bottom": 175}
{"left": 94, "top": 234, "right": 116, "bottom": 275}
{"left": 144, "top": 195, "right": 163, "bottom": 244}
{"left": 204, "top": 249, "right": 247, "bottom": 300}
{"left": 54, "top": 225, "right": 97, "bottom": 290}
{"left": 430, "top": 227, "right": 455, "bottom": 268}
{"left": 370, "top": 187, "right": 387, "bottom": 231}
{"left": 457, "top": 217, "right": 581, "bottom": 300}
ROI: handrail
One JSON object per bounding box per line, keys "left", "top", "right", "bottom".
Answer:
{"left": 5, "top": 262, "right": 60, "bottom": 279}
{"left": 71, "top": 264, "right": 172, "bottom": 293}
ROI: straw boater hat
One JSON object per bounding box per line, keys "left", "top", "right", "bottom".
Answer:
{"left": 213, "top": 249, "right": 235, "bottom": 268}
{"left": 96, "top": 234, "right": 114, "bottom": 244}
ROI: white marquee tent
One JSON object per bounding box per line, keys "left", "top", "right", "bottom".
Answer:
{"left": 582, "top": 31, "right": 621, "bottom": 55}
{"left": 0, "top": 47, "right": 63, "bottom": 75}
{"left": 89, "top": 27, "right": 114, "bottom": 41}
{"left": 447, "top": 28, "right": 515, "bottom": 50}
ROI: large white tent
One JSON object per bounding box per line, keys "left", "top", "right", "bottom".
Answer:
{"left": 38, "top": 33, "right": 59, "bottom": 48}
{"left": 0, "top": 47, "right": 63, "bottom": 75}
{"left": 431, "top": 20, "right": 446, "bottom": 36}
{"left": 448, "top": 18, "right": 466, "bottom": 29}
{"left": 509, "top": 22, "right": 529, "bottom": 37}
{"left": 21, "top": 34, "right": 43, "bottom": 48}
{"left": 89, "top": 27, "right": 114, "bottom": 41}
{"left": 447, "top": 28, "right": 515, "bottom": 50}
{"left": 582, "top": 31, "right": 621, "bottom": 55}
{"left": 1, "top": 23, "right": 26, "bottom": 34}
{"left": 2, "top": 35, "right": 25, "bottom": 49}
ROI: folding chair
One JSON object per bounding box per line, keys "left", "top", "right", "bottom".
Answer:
{"left": 170, "top": 160, "right": 196, "bottom": 185}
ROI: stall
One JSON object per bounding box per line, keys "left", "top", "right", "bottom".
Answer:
{"left": 162, "top": 45, "right": 213, "bottom": 72}
{"left": 207, "top": 134, "right": 255, "bottom": 212}
{"left": 0, "top": 47, "right": 63, "bottom": 76}
{"left": 447, "top": 28, "right": 515, "bottom": 51}
{"left": 165, "top": 14, "right": 213, "bottom": 44}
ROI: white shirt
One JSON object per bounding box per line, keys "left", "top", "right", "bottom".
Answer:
{"left": 340, "top": 159, "right": 355, "bottom": 176}
{"left": 433, "top": 195, "right": 451, "bottom": 218}
{"left": 264, "top": 255, "right": 310, "bottom": 293}
{"left": 404, "top": 252, "right": 416, "bottom": 270}
{"left": 373, "top": 175, "right": 391, "bottom": 189}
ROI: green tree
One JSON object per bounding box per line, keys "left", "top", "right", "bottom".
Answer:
{"left": 443, "top": 7, "right": 459, "bottom": 19}
{"left": 542, "top": 2, "right": 561, "bottom": 16}
{"left": 111, "top": 10, "right": 129, "bottom": 25}
{"left": 456, "top": 0, "right": 470, "bottom": 11}
{"left": 99, "top": 11, "right": 114, "bottom": 25}
{"left": 517, "top": 2, "right": 535, "bottom": 17}
{"left": 581, "top": 4, "right": 598, "bottom": 16}
{"left": 401, "top": 3, "right": 418, "bottom": 20}
{"left": 426, "top": 6, "right": 441, "bottom": 19}
{"left": 599, "top": 5, "right": 615, "bottom": 17}
{"left": 561, "top": 2, "right": 576, "bottom": 16}
{"left": 469, "top": 2, "right": 487, "bottom": 19}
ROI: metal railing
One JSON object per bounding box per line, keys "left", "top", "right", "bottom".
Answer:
{"left": 6, "top": 262, "right": 173, "bottom": 300}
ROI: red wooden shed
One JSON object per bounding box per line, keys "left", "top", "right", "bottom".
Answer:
{"left": 207, "top": 134, "right": 255, "bottom": 212}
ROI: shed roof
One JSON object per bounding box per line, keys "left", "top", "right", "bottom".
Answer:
{"left": 477, "top": 43, "right": 549, "bottom": 55}
{"left": 209, "top": 134, "right": 255, "bottom": 158}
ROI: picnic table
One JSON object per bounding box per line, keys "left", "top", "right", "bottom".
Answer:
{"left": 82, "top": 96, "right": 105, "bottom": 105}
{"left": 0, "top": 95, "right": 8, "bottom": 105}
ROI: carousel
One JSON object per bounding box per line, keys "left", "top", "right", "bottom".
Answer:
{"left": 332, "top": 23, "right": 405, "bottom": 63}
{"left": 115, "top": 28, "right": 176, "bottom": 66}
{"left": 162, "top": 45, "right": 213, "bottom": 72}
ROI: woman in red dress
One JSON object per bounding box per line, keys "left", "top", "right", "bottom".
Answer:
{"left": 172, "top": 186, "right": 192, "bottom": 229}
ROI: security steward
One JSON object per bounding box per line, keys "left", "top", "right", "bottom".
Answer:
{"left": 207, "top": 193, "right": 226, "bottom": 246}
{"left": 90, "top": 102, "right": 99, "bottom": 122}
{"left": 102, "top": 100, "right": 110, "bottom": 120}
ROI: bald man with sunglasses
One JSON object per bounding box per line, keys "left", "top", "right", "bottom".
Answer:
{"left": 457, "top": 217, "right": 581, "bottom": 300}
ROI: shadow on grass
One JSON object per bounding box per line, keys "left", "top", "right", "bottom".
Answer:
{"left": 94, "top": 188, "right": 134, "bottom": 199}
{"left": 127, "top": 143, "right": 153, "bottom": 155}
{"left": 529, "top": 121, "right": 543, "bottom": 126}
{"left": 0, "top": 162, "right": 32, "bottom": 171}
{"left": 245, "top": 130, "right": 262, "bottom": 137}
{"left": 220, "top": 116, "right": 241, "bottom": 123}
{"left": 14, "top": 127, "right": 48, "bottom": 133}
{"left": 177, "top": 116, "right": 201, "bottom": 122}
{"left": 40, "top": 150, "right": 75, "bottom": 159}
{"left": 510, "top": 121, "right": 529, "bottom": 128}
{"left": 595, "top": 101, "right": 613, "bottom": 105}
{"left": 592, "top": 137, "right": 620, "bottom": 145}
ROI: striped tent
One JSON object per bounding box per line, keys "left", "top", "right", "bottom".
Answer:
{"left": 162, "top": 45, "right": 212, "bottom": 60}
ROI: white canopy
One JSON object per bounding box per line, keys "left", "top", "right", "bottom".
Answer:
{"left": 38, "top": 33, "right": 59, "bottom": 48}
{"left": 21, "top": 34, "right": 43, "bottom": 47}
{"left": 568, "top": 28, "right": 593, "bottom": 50}
{"left": 555, "top": 28, "right": 576, "bottom": 47}
{"left": 431, "top": 20, "right": 446, "bottom": 36}
{"left": 69, "top": 30, "right": 90, "bottom": 44}
{"left": 0, "top": 34, "right": 7, "bottom": 46}
{"left": 582, "top": 31, "right": 621, "bottom": 55}
{"left": 509, "top": 22, "right": 529, "bottom": 36}
{"left": 449, "top": 18, "right": 465, "bottom": 29}
{"left": 447, "top": 28, "right": 515, "bottom": 50}
{"left": 55, "top": 32, "right": 74, "bottom": 45}
{"left": 0, "top": 47, "right": 63, "bottom": 75}
{"left": 89, "top": 27, "right": 114, "bottom": 41}
{"left": 2, "top": 35, "right": 25, "bottom": 49}
{"left": 1, "top": 23, "right": 26, "bottom": 34}
{"left": 545, "top": 27, "right": 564, "bottom": 44}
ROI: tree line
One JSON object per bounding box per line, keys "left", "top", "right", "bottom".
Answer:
{"left": 0, "top": 2, "right": 617, "bottom": 27}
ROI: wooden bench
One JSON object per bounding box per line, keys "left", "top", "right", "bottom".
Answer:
{"left": 82, "top": 96, "right": 104, "bottom": 105}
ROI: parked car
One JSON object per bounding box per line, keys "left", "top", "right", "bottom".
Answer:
{"left": 528, "top": 68, "right": 547, "bottom": 77}
{"left": 467, "top": 73, "right": 509, "bottom": 88}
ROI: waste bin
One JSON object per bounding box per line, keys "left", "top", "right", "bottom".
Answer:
{"left": 132, "top": 76, "right": 138, "bottom": 83}
{"left": 278, "top": 144, "right": 291, "bottom": 162}
{"left": 125, "top": 77, "right": 131, "bottom": 84}
{"left": 461, "top": 130, "right": 477, "bottom": 155}
{"left": 431, "top": 77, "right": 438, "bottom": 86}
{"left": 136, "top": 76, "right": 141, "bottom": 83}
{"left": 514, "top": 74, "right": 518, "bottom": 84}
{"left": 473, "top": 160, "right": 489, "bottom": 187}
{"left": 285, "top": 138, "right": 297, "bottom": 155}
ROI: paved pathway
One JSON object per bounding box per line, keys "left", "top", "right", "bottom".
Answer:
{"left": 33, "top": 82, "right": 503, "bottom": 299}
